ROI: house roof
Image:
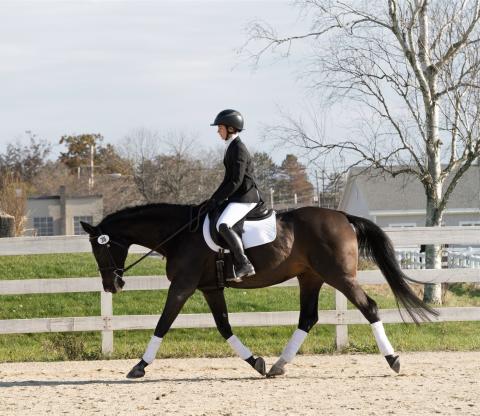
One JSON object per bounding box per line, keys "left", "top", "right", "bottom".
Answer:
{"left": 339, "top": 165, "right": 480, "bottom": 211}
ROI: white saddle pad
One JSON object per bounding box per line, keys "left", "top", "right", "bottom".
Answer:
{"left": 203, "top": 211, "right": 277, "bottom": 253}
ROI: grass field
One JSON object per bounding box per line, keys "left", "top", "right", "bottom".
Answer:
{"left": 0, "top": 253, "right": 479, "bottom": 362}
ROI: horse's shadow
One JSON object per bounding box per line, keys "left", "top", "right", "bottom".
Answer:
{"left": 0, "top": 376, "right": 261, "bottom": 388}
{"left": 0, "top": 373, "right": 394, "bottom": 388}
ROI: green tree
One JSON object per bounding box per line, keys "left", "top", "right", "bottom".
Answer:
{"left": 252, "top": 152, "right": 279, "bottom": 196}
{"left": 59, "top": 134, "right": 131, "bottom": 175}
{"left": 276, "top": 154, "right": 314, "bottom": 205}
{"left": 59, "top": 133, "right": 101, "bottom": 170}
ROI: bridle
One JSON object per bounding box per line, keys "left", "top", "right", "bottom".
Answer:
{"left": 90, "top": 202, "right": 210, "bottom": 283}
{"left": 89, "top": 234, "right": 129, "bottom": 280}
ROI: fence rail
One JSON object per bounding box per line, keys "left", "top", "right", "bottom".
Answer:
{"left": 1, "top": 226, "right": 480, "bottom": 354}
{"left": 396, "top": 249, "right": 480, "bottom": 269}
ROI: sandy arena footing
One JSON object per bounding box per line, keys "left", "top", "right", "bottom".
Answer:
{"left": 0, "top": 352, "right": 479, "bottom": 416}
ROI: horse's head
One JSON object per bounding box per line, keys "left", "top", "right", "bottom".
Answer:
{"left": 81, "top": 221, "right": 128, "bottom": 294}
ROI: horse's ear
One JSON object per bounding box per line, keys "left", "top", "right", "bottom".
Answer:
{"left": 80, "top": 221, "right": 96, "bottom": 235}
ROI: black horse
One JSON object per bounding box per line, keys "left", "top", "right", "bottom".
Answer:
{"left": 81, "top": 202, "right": 436, "bottom": 379}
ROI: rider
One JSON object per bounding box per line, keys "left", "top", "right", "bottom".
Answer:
{"left": 207, "top": 109, "right": 263, "bottom": 280}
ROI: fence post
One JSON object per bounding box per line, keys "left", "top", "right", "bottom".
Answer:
{"left": 0, "top": 213, "right": 15, "bottom": 237}
{"left": 335, "top": 289, "right": 348, "bottom": 350}
{"left": 101, "top": 291, "right": 113, "bottom": 355}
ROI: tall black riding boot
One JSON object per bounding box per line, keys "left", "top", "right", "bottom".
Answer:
{"left": 218, "top": 224, "right": 255, "bottom": 280}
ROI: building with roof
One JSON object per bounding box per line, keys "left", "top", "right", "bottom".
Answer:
{"left": 26, "top": 186, "right": 103, "bottom": 236}
{"left": 338, "top": 166, "right": 480, "bottom": 228}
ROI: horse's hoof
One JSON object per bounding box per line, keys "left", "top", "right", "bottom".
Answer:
{"left": 126, "top": 361, "right": 147, "bottom": 379}
{"left": 126, "top": 365, "right": 145, "bottom": 379}
{"left": 254, "top": 357, "right": 266, "bottom": 376}
{"left": 266, "top": 363, "right": 286, "bottom": 378}
{"left": 385, "top": 354, "right": 400, "bottom": 374}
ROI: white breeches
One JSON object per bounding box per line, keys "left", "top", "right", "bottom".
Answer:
{"left": 216, "top": 202, "right": 257, "bottom": 231}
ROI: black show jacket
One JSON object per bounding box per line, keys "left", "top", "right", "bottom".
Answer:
{"left": 211, "top": 137, "right": 263, "bottom": 204}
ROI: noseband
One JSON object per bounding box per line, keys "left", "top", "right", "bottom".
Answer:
{"left": 89, "top": 233, "right": 129, "bottom": 279}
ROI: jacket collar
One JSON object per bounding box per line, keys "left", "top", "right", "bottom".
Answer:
{"left": 224, "top": 135, "right": 239, "bottom": 154}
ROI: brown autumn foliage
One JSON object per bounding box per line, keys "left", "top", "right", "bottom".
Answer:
{"left": 0, "top": 172, "right": 27, "bottom": 236}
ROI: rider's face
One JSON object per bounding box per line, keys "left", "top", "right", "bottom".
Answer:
{"left": 217, "top": 125, "right": 228, "bottom": 140}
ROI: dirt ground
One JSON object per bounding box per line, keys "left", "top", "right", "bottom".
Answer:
{"left": 0, "top": 352, "right": 479, "bottom": 416}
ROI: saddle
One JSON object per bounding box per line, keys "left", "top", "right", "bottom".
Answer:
{"left": 207, "top": 201, "right": 272, "bottom": 249}
{"left": 204, "top": 201, "right": 277, "bottom": 287}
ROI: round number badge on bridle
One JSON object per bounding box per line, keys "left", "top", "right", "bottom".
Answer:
{"left": 97, "top": 234, "right": 110, "bottom": 245}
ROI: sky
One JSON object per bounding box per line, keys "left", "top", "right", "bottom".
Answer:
{"left": 0, "top": 0, "right": 320, "bottom": 164}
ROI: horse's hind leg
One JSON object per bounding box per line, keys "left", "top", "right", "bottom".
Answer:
{"left": 330, "top": 277, "right": 400, "bottom": 373}
{"left": 202, "top": 289, "right": 266, "bottom": 376}
{"left": 267, "top": 274, "right": 323, "bottom": 377}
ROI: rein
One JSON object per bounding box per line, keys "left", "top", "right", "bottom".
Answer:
{"left": 93, "top": 202, "right": 209, "bottom": 276}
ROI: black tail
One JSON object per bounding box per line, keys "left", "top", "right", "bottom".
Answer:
{"left": 345, "top": 214, "right": 438, "bottom": 324}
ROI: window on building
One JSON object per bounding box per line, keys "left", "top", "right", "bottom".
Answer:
{"left": 74, "top": 216, "right": 93, "bottom": 235}
{"left": 33, "top": 217, "right": 54, "bottom": 236}
{"left": 459, "top": 221, "right": 480, "bottom": 226}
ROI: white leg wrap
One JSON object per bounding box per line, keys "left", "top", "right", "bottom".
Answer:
{"left": 371, "top": 321, "right": 394, "bottom": 356}
{"left": 142, "top": 335, "right": 163, "bottom": 364}
{"left": 227, "top": 335, "right": 252, "bottom": 360}
{"left": 280, "top": 329, "right": 308, "bottom": 363}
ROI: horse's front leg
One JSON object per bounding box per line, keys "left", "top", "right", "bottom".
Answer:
{"left": 126, "top": 280, "right": 196, "bottom": 379}
{"left": 202, "top": 289, "right": 266, "bottom": 376}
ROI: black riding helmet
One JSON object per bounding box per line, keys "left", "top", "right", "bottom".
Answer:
{"left": 210, "top": 109, "right": 244, "bottom": 132}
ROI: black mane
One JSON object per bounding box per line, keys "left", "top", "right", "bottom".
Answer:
{"left": 100, "top": 202, "right": 196, "bottom": 226}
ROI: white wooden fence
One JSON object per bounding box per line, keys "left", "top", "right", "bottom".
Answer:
{"left": 396, "top": 249, "right": 480, "bottom": 269}
{"left": 0, "top": 227, "right": 479, "bottom": 354}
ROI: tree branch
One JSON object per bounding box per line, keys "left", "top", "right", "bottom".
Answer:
{"left": 433, "top": 0, "right": 480, "bottom": 70}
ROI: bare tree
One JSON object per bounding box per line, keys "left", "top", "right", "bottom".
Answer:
{"left": 92, "top": 174, "right": 144, "bottom": 215}
{"left": 119, "top": 128, "right": 165, "bottom": 202}
{"left": 32, "top": 161, "right": 143, "bottom": 216}
{"left": 0, "top": 134, "right": 51, "bottom": 183}
{"left": 119, "top": 129, "right": 223, "bottom": 204}
{"left": 32, "top": 161, "right": 90, "bottom": 196}
{"left": 196, "top": 147, "right": 227, "bottom": 201}
{"left": 246, "top": 0, "right": 480, "bottom": 304}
